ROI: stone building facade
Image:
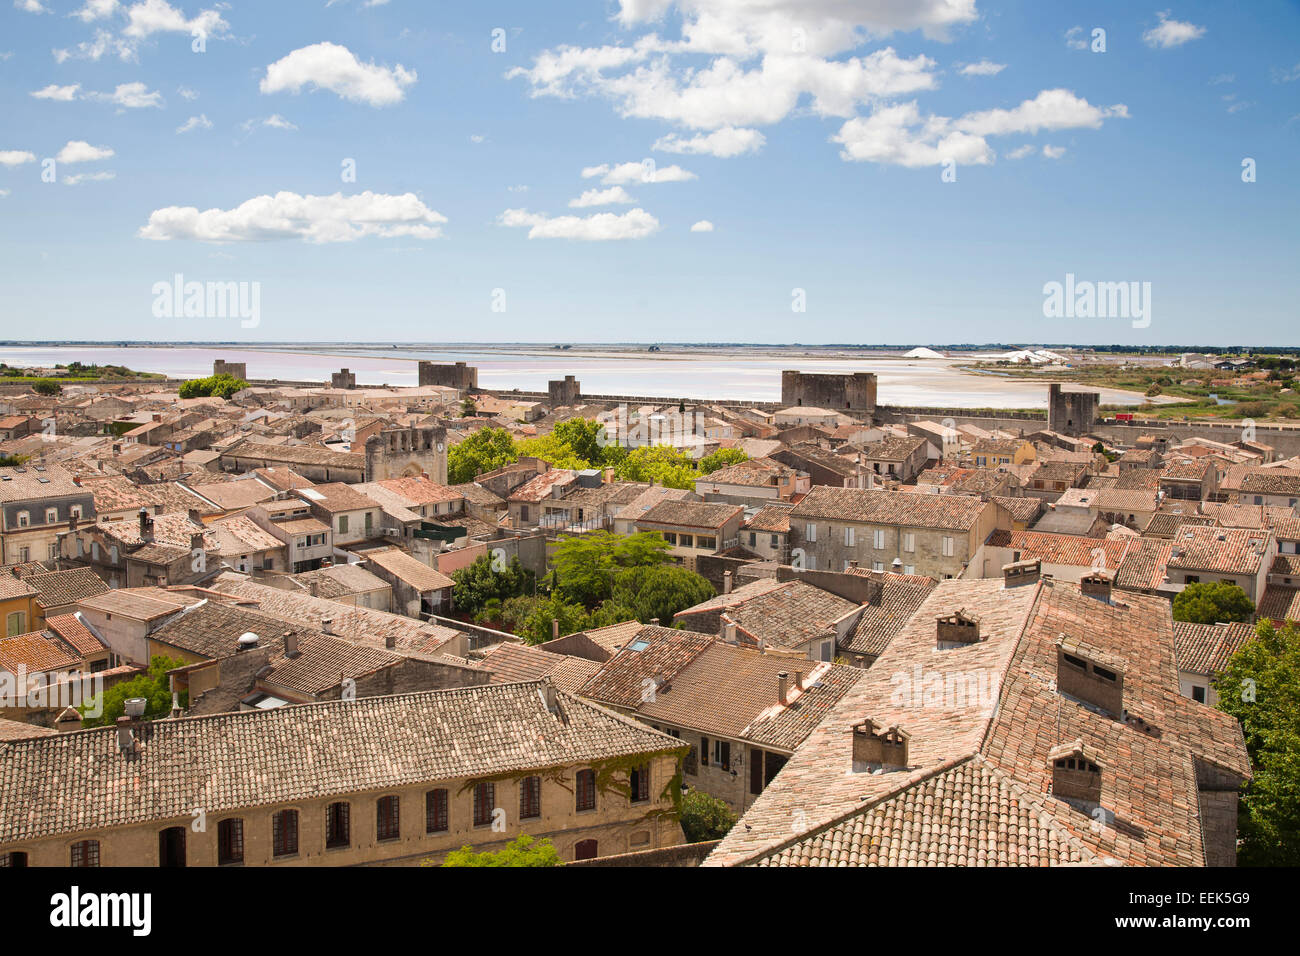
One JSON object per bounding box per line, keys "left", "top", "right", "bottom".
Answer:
{"left": 1047, "top": 384, "right": 1099, "bottom": 437}
{"left": 364, "top": 426, "right": 449, "bottom": 485}
{"left": 781, "top": 370, "right": 877, "bottom": 415}
{"left": 417, "top": 361, "right": 477, "bottom": 391}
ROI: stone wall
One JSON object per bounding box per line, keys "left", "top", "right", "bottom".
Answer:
{"left": 781, "top": 370, "right": 877, "bottom": 414}
{"left": 417, "top": 360, "right": 477, "bottom": 391}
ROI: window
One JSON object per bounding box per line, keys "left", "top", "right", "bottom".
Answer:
{"left": 805, "top": 522, "right": 817, "bottom": 543}
{"left": 6, "top": 612, "right": 26, "bottom": 637}
{"left": 844, "top": 526, "right": 854, "bottom": 547}
{"left": 663, "top": 532, "right": 676, "bottom": 545}
{"left": 326, "top": 802, "right": 350, "bottom": 848}
{"left": 904, "top": 565, "right": 915, "bottom": 575}
{"left": 749, "top": 532, "right": 756, "bottom": 548}
{"left": 820, "top": 641, "right": 834, "bottom": 662}
{"left": 272, "top": 810, "right": 299, "bottom": 858}
{"left": 426, "top": 789, "right": 449, "bottom": 833}
{"left": 473, "top": 782, "right": 495, "bottom": 827}
{"left": 70, "top": 840, "right": 100, "bottom": 867}
{"left": 364, "top": 511, "right": 373, "bottom": 531}
{"left": 16, "top": 511, "right": 29, "bottom": 528}
{"left": 699, "top": 736, "right": 709, "bottom": 768}
{"left": 70, "top": 505, "right": 82, "bottom": 519}
{"left": 338, "top": 515, "right": 349, "bottom": 534}
{"left": 684, "top": 742, "right": 699, "bottom": 775}
{"left": 520, "top": 505, "right": 529, "bottom": 523}
{"left": 941, "top": 536, "right": 955, "bottom": 557}
{"left": 1192, "top": 685, "right": 1207, "bottom": 704}
{"left": 629, "top": 764, "right": 650, "bottom": 803}
{"left": 712, "top": 740, "right": 731, "bottom": 772}
{"left": 45, "top": 508, "right": 57, "bottom": 524}
{"left": 0, "top": 851, "right": 28, "bottom": 867}
{"left": 770, "top": 534, "right": 779, "bottom": 548}
{"left": 902, "top": 532, "right": 915, "bottom": 553}
{"left": 873, "top": 529, "right": 885, "bottom": 550}
{"left": 49, "top": 543, "right": 59, "bottom": 560}
{"left": 218, "top": 819, "right": 244, "bottom": 865}
{"left": 696, "top": 535, "right": 715, "bottom": 550}
{"left": 872, "top": 561, "right": 884, "bottom": 572}
{"left": 376, "top": 795, "right": 400, "bottom": 841}
{"left": 576, "top": 768, "right": 597, "bottom": 811}
{"left": 574, "top": 839, "right": 598, "bottom": 861}
{"left": 519, "top": 776, "right": 542, "bottom": 819}
{"left": 679, "top": 534, "right": 694, "bottom": 548}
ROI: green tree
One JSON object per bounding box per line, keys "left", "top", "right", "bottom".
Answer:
{"left": 551, "top": 417, "right": 610, "bottom": 466}
{"left": 178, "top": 373, "right": 248, "bottom": 400}
{"left": 451, "top": 555, "right": 533, "bottom": 619}
{"left": 1172, "top": 581, "right": 1255, "bottom": 625}
{"left": 549, "top": 531, "right": 671, "bottom": 608}
{"left": 517, "top": 595, "right": 590, "bottom": 645}
{"left": 611, "top": 564, "right": 714, "bottom": 625}
{"left": 1214, "top": 620, "right": 1300, "bottom": 865}
{"left": 32, "top": 379, "right": 62, "bottom": 396}
{"left": 460, "top": 396, "right": 478, "bottom": 417}
{"left": 79, "top": 656, "right": 188, "bottom": 727}
{"left": 679, "top": 789, "right": 737, "bottom": 843}
{"left": 698, "top": 447, "right": 748, "bottom": 475}
{"left": 447, "top": 427, "right": 518, "bottom": 483}
{"left": 613, "top": 445, "right": 698, "bottom": 489}
{"left": 436, "top": 834, "right": 563, "bottom": 867}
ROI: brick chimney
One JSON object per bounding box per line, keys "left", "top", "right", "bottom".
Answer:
{"left": 723, "top": 570, "right": 733, "bottom": 594}
{"left": 777, "top": 671, "right": 789, "bottom": 704}
{"left": 936, "top": 609, "right": 981, "bottom": 647}
{"left": 1002, "top": 558, "right": 1041, "bottom": 587}
{"left": 851, "top": 718, "right": 910, "bottom": 770}
{"left": 284, "top": 632, "right": 300, "bottom": 658}
{"left": 1080, "top": 571, "right": 1113, "bottom": 603}
{"left": 1056, "top": 637, "right": 1124, "bottom": 718}
{"left": 1048, "top": 740, "right": 1103, "bottom": 805}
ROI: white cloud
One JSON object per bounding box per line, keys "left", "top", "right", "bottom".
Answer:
{"left": 469, "top": 134, "right": 485, "bottom": 143}
{"left": 653, "top": 126, "right": 765, "bottom": 157}
{"left": 57, "top": 140, "right": 114, "bottom": 163}
{"left": 139, "top": 191, "right": 447, "bottom": 243}
{"left": 73, "top": 0, "right": 119, "bottom": 21}
{"left": 263, "top": 114, "right": 297, "bottom": 130}
{"left": 1142, "top": 11, "right": 1205, "bottom": 49}
{"left": 64, "top": 170, "right": 116, "bottom": 184}
{"left": 507, "top": 184, "right": 528, "bottom": 193}
{"left": 32, "top": 83, "right": 82, "bottom": 100}
{"left": 834, "top": 89, "right": 1126, "bottom": 168}
{"left": 582, "top": 161, "right": 696, "bottom": 184}
{"left": 1272, "top": 63, "right": 1300, "bottom": 83}
{"left": 1005, "top": 144, "right": 1033, "bottom": 160}
{"left": 53, "top": 29, "right": 135, "bottom": 63}
{"left": 87, "top": 81, "right": 163, "bottom": 108}
{"left": 1209, "top": 73, "right": 1235, "bottom": 85}
{"left": 569, "top": 186, "right": 636, "bottom": 207}
{"left": 0, "top": 189, "right": 10, "bottom": 198}
{"left": 178, "top": 86, "right": 199, "bottom": 100}
{"left": 176, "top": 114, "right": 212, "bottom": 133}
{"left": 959, "top": 59, "right": 1005, "bottom": 76}
{"left": 689, "top": 219, "right": 713, "bottom": 232}
{"left": 261, "top": 42, "right": 417, "bottom": 107}
{"left": 0, "top": 150, "right": 37, "bottom": 166}
{"left": 122, "top": 0, "right": 227, "bottom": 40}
{"left": 14, "top": 0, "right": 49, "bottom": 12}
{"left": 1042, "top": 144, "right": 1066, "bottom": 159}
{"left": 499, "top": 207, "right": 660, "bottom": 240}
{"left": 1064, "top": 26, "right": 1088, "bottom": 50}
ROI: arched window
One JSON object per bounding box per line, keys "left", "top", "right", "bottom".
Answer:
{"left": 575, "top": 769, "right": 596, "bottom": 812}
{"left": 376, "top": 795, "right": 400, "bottom": 841}
{"left": 70, "top": 840, "right": 100, "bottom": 867}
{"left": 272, "top": 810, "right": 299, "bottom": 858}
{"left": 218, "top": 819, "right": 244, "bottom": 865}
{"left": 425, "top": 789, "right": 449, "bottom": 833}
{"left": 326, "top": 802, "right": 351, "bottom": 849}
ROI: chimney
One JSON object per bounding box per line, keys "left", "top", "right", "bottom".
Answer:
{"left": 649, "top": 617, "right": 659, "bottom": 626}
{"left": 138, "top": 506, "right": 150, "bottom": 538}
{"left": 793, "top": 670, "right": 802, "bottom": 693}
{"left": 778, "top": 671, "right": 789, "bottom": 704}
{"left": 1048, "top": 740, "right": 1103, "bottom": 806}
{"left": 321, "top": 618, "right": 334, "bottom": 635}
{"left": 284, "top": 632, "right": 300, "bottom": 657}
{"left": 848, "top": 559, "right": 858, "bottom": 570}
{"left": 851, "top": 718, "right": 910, "bottom": 770}
{"left": 552, "top": 618, "right": 560, "bottom": 641}
{"left": 170, "top": 693, "right": 182, "bottom": 719}
{"left": 115, "top": 716, "right": 136, "bottom": 754}
{"left": 541, "top": 678, "right": 559, "bottom": 715}
{"left": 72, "top": 475, "right": 81, "bottom": 486}
{"left": 1002, "top": 558, "right": 1041, "bottom": 588}
{"left": 723, "top": 571, "right": 733, "bottom": 594}
{"left": 1056, "top": 637, "right": 1124, "bottom": 718}
{"left": 936, "top": 609, "right": 981, "bottom": 647}
{"left": 55, "top": 706, "right": 83, "bottom": 733}
{"left": 189, "top": 531, "right": 205, "bottom": 552}
{"left": 385, "top": 634, "right": 396, "bottom": 650}
{"left": 722, "top": 616, "right": 737, "bottom": 643}
{"left": 1080, "top": 571, "right": 1113, "bottom": 603}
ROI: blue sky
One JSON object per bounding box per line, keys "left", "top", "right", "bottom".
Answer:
{"left": 0, "top": 0, "right": 1297, "bottom": 345}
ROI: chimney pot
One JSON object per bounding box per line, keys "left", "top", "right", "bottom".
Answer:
{"left": 284, "top": 632, "right": 300, "bottom": 657}
{"left": 778, "top": 671, "right": 789, "bottom": 704}
{"left": 1002, "top": 558, "right": 1041, "bottom": 587}
{"left": 723, "top": 571, "right": 733, "bottom": 594}
{"left": 552, "top": 618, "right": 560, "bottom": 640}
{"left": 385, "top": 634, "right": 396, "bottom": 650}
{"left": 115, "top": 716, "right": 135, "bottom": 754}
{"left": 321, "top": 618, "right": 334, "bottom": 635}
{"left": 650, "top": 617, "right": 659, "bottom": 626}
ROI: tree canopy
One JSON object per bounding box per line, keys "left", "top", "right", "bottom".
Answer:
{"left": 79, "top": 655, "right": 188, "bottom": 727}
{"left": 436, "top": 834, "right": 563, "bottom": 867}
{"left": 450, "top": 554, "right": 534, "bottom": 620}
{"left": 1214, "top": 619, "right": 1300, "bottom": 865}
{"left": 178, "top": 373, "right": 248, "bottom": 400}
{"left": 679, "top": 789, "right": 737, "bottom": 843}
{"left": 447, "top": 427, "right": 519, "bottom": 483}
{"left": 1172, "top": 581, "right": 1255, "bottom": 624}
